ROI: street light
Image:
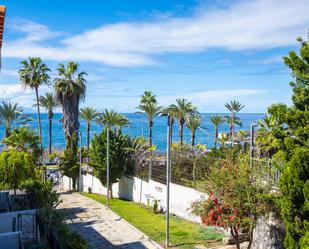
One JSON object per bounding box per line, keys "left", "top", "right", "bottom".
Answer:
{"left": 78, "top": 130, "right": 82, "bottom": 192}
{"left": 106, "top": 126, "right": 110, "bottom": 207}
{"left": 250, "top": 123, "right": 259, "bottom": 167}
{"left": 166, "top": 114, "right": 172, "bottom": 247}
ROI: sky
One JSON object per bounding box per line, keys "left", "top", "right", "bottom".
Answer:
{"left": 0, "top": 0, "right": 308, "bottom": 113}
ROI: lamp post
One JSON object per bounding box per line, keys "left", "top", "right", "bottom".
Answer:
{"left": 250, "top": 123, "right": 258, "bottom": 167}
{"left": 106, "top": 126, "right": 110, "bottom": 207}
{"left": 166, "top": 115, "right": 172, "bottom": 247}
{"left": 79, "top": 131, "right": 82, "bottom": 192}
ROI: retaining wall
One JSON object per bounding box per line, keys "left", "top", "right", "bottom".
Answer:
{"left": 60, "top": 174, "right": 206, "bottom": 223}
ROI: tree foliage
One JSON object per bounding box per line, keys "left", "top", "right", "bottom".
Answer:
{"left": 90, "top": 129, "right": 146, "bottom": 197}
{"left": 0, "top": 150, "right": 37, "bottom": 190}
{"left": 191, "top": 147, "right": 273, "bottom": 249}
{"left": 0, "top": 101, "right": 31, "bottom": 138}
{"left": 3, "top": 127, "right": 42, "bottom": 159}
{"left": 263, "top": 34, "right": 309, "bottom": 249}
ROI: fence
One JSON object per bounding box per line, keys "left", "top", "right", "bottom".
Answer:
{"left": 135, "top": 154, "right": 281, "bottom": 192}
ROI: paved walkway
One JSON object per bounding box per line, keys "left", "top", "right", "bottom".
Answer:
{"left": 57, "top": 192, "right": 162, "bottom": 249}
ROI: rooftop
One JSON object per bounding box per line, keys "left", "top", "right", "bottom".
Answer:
{"left": 0, "top": 5, "right": 6, "bottom": 68}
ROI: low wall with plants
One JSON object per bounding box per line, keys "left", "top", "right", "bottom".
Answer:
{"left": 60, "top": 173, "right": 206, "bottom": 223}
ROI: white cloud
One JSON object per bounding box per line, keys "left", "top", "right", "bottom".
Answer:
{"left": 157, "top": 88, "right": 267, "bottom": 110}
{"left": 8, "top": 18, "right": 62, "bottom": 42}
{"left": 2, "top": 0, "right": 309, "bottom": 67}
{"left": 1, "top": 69, "right": 18, "bottom": 77}
{"left": 0, "top": 84, "right": 50, "bottom": 108}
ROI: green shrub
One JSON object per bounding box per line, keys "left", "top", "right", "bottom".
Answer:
{"left": 0, "top": 150, "right": 37, "bottom": 190}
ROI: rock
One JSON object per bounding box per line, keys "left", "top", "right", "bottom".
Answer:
{"left": 252, "top": 215, "right": 285, "bottom": 249}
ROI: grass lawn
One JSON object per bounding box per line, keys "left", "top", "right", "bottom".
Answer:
{"left": 81, "top": 193, "right": 224, "bottom": 249}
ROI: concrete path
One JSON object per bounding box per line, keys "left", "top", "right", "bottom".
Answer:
{"left": 57, "top": 192, "right": 162, "bottom": 249}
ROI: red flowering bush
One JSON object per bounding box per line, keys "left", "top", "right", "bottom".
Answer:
{"left": 191, "top": 147, "right": 273, "bottom": 249}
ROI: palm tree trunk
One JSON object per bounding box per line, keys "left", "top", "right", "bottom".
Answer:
{"left": 87, "top": 122, "right": 90, "bottom": 151}
{"left": 149, "top": 120, "right": 153, "bottom": 147}
{"left": 48, "top": 117, "right": 52, "bottom": 155}
{"left": 191, "top": 132, "right": 195, "bottom": 147}
{"left": 180, "top": 122, "right": 183, "bottom": 149}
{"left": 35, "top": 87, "right": 43, "bottom": 154}
{"left": 214, "top": 127, "right": 218, "bottom": 148}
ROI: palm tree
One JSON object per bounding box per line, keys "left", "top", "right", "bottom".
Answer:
{"left": 256, "top": 116, "right": 278, "bottom": 158}
{"left": 224, "top": 115, "right": 242, "bottom": 141}
{"left": 19, "top": 57, "right": 50, "bottom": 152}
{"left": 170, "top": 98, "right": 196, "bottom": 149}
{"left": 54, "top": 61, "right": 87, "bottom": 146}
{"left": 3, "top": 127, "right": 41, "bottom": 159}
{"left": 0, "top": 101, "right": 31, "bottom": 138}
{"left": 225, "top": 100, "right": 244, "bottom": 139}
{"left": 96, "top": 109, "right": 130, "bottom": 131}
{"left": 95, "top": 109, "right": 130, "bottom": 205}
{"left": 38, "top": 93, "right": 58, "bottom": 155}
{"left": 80, "top": 107, "right": 99, "bottom": 151}
{"left": 210, "top": 115, "right": 224, "bottom": 148}
{"left": 137, "top": 91, "right": 161, "bottom": 147}
{"left": 160, "top": 105, "right": 176, "bottom": 145}
{"left": 186, "top": 113, "right": 202, "bottom": 147}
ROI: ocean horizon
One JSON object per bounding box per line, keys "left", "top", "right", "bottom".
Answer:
{"left": 3, "top": 113, "right": 265, "bottom": 151}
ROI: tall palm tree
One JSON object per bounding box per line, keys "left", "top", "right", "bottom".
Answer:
{"left": 137, "top": 91, "right": 161, "bottom": 147}
{"left": 186, "top": 113, "right": 202, "bottom": 147}
{"left": 210, "top": 115, "right": 224, "bottom": 148}
{"left": 80, "top": 107, "right": 99, "bottom": 151}
{"left": 96, "top": 109, "right": 130, "bottom": 131}
{"left": 19, "top": 57, "right": 50, "bottom": 152}
{"left": 224, "top": 115, "right": 242, "bottom": 141}
{"left": 95, "top": 109, "right": 130, "bottom": 205}
{"left": 170, "top": 98, "right": 196, "bottom": 149}
{"left": 54, "top": 62, "right": 87, "bottom": 146}
{"left": 0, "top": 101, "right": 31, "bottom": 138}
{"left": 38, "top": 93, "right": 58, "bottom": 155}
{"left": 160, "top": 105, "right": 176, "bottom": 145}
{"left": 225, "top": 100, "right": 244, "bottom": 139}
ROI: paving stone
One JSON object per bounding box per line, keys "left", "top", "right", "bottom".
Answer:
{"left": 57, "top": 192, "right": 162, "bottom": 249}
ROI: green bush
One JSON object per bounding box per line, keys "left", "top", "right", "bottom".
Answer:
{"left": 0, "top": 150, "right": 37, "bottom": 190}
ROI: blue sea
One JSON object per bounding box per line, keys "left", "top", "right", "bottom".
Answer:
{"left": 2, "top": 113, "right": 265, "bottom": 152}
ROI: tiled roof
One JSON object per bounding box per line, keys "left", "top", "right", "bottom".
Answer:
{"left": 0, "top": 6, "right": 6, "bottom": 68}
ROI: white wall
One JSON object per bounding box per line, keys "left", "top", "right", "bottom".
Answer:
{"left": 60, "top": 174, "right": 207, "bottom": 223}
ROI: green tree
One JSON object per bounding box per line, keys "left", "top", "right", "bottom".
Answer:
{"left": 19, "top": 57, "right": 51, "bottom": 152}
{"left": 255, "top": 116, "right": 279, "bottom": 158}
{"left": 54, "top": 62, "right": 87, "bottom": 189}
{"left": 186, "top": 113, "right": 202, "bottom": 147}
{"left": 137, "top": 91, "right": 161, "bottom": 147}
{"left": 265, "top": 34, "right": 309, "bottom": 248}
{"left": 0, "top": 101, "right": 31, "bottom": 138}
{"left": 3, "top": 127, "right": 41, "bottom": 159}
{"left": 224, "top": 100, "right": 244, "bottom": 140}
{"left": 210, "top": 115, "right": 224, "bottom": 148}
{"left": 90, "top": 129, "right": 140, "bottom": 198}
{"left": 0, "top": 150, "right": 37, "bottom": 191}
{"left": 80, "top": 107, "right": 99, "bottom": 151}
{"left": 160, "top": 105, "right": 177, "bottom": 145}
{"left": 170, "top": 98, "right": 196, "bottom": 149}
{"left": 54, "top": 61, "right": 87, "bottom": 144}
{"left": 59, "top": 133, "right": 79, "bottom": 191}
{"left": 192, "top": 147, "right": 272, "bottom": 249}
{"left": 38, "top": 93, "right": 58, "bottom": 155}
{"left": 96, "top": 109, "right": 130, "bottom": 132}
